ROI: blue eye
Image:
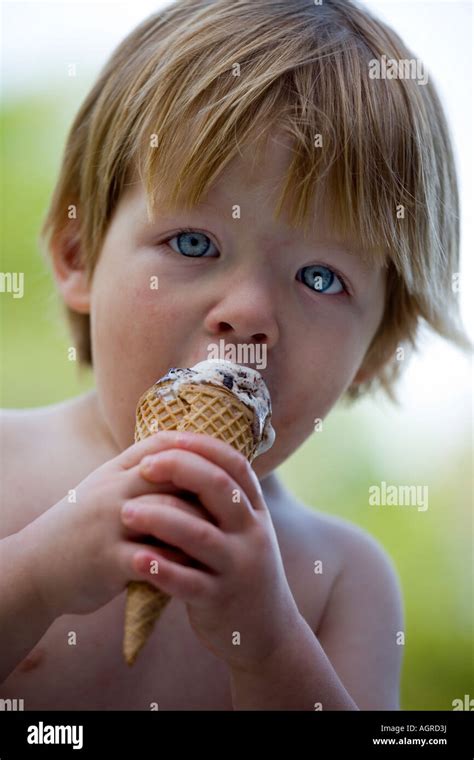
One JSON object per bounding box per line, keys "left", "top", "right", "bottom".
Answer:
{"left": 167, "top": 229, "right": 218, "bottom": 257}
{"left": 298, "top": 265, "right": 345, "bottom": 295}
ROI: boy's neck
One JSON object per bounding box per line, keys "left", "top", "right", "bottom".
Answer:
{"left": 66, "top": 389, "right": 122, "bottom": 461}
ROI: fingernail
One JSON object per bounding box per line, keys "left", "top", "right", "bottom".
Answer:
{"left": 140, "top": 455, "right": 154, "bottom": 472}
{"left": 176, "top": 432, "right": 192, "bottom": 446}
{"left": 122, "top": 503, "right": 136, "bottom": 522}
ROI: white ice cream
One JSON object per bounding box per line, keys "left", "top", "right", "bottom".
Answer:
{"left": 156, "top": 359, "right": 275, "bottom": 456}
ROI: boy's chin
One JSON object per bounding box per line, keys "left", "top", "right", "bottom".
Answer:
{"left": 252, "top": 450, "right": 279, "bottom": 479}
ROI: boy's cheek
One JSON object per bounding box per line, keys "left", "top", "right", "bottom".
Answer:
{"left": 91, "top": 263, "right": 182, "bottom": 343}
{"left": 87, "top": 275, "right": 195, "bottom": 450}
{"left": 289, "top": 328, "right": 369, "bottom": 414}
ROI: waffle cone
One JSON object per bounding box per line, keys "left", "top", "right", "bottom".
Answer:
{"left": 123, "top": 380, "right": 258, "bottom": 665}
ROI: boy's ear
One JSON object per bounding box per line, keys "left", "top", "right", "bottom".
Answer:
{"left": 49, "top": 220, "right": 91, "bottom": 314}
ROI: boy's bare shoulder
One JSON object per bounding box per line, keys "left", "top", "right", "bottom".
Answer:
{"left": 296, "top": 498, "right": 399, "bottom": 569}
{"left": 0, "top": 402, "right": 93, "bottom": 539}
{"left": 1, "top": 403, "right": 70, "bottom": 463}
{"left": 287, "top": 497, "right": 404, "bottom": 709}
{"left": 1, "top": 405, "right": 57, "bottom": 474}
{"left": 1, "top": 407, "right": 58, "bottom": 536}
{"left": 291, "top": 497, "right": 403, "bottom": 625}
{"left": 278, "top": 490, "right": 398, "bottom": 580}
{"left": 1, "top": 402, "right": 68, "bottom": 439}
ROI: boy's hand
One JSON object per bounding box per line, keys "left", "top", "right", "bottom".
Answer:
{"left": 119, "top": 431, "right": 301, "bottom": 673}
{"left": 21, "top": 432, "right": 209, "bottom": 619}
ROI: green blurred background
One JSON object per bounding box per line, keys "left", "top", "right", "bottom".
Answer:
{"left": 1, "top": 91, "right": 472, "bottom": 710}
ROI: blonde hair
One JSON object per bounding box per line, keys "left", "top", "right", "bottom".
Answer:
{"left": 40, "top": 0, "right": 471, "bottom": 401}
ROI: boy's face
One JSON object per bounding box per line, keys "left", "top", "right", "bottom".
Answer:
{"left": 70, "top": 135, "right": 386, "bottom": 478}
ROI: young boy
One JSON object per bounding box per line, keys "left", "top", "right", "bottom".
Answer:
{"left": 0, "top": 0, "right": 468, "bottom": 710}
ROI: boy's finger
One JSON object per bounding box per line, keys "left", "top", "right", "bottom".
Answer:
{"left": 136, "top": 448, "right": 253, "bottom": 532}
{"left": 119, "top": 431, "right": 193, "bottom": 469}
{"left": 121, "top": 497, "right": 229, "bottom": 573}
{"left": 118, "top": 430, "right": 264, "bottom": 511}
{"left": 117, "top": 541, "right": 196, "bottom": 587}
{"left": 123, "top": 468, "right": 182, "bottom": 499}
{"left": 121, "top": 484, "right": 211, "bottom": 525}
{"left": 130, "top": 551, "right": 214, "bottom": 607}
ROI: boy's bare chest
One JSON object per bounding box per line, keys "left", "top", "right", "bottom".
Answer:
{"left": 2, "top": 533, "right": 333, "bottom": 710}
{"left": 2, "top": 417, "right": 337, "bottom": 709}
{"left": 2, "top": 594, "right": 234, "bottom": 710}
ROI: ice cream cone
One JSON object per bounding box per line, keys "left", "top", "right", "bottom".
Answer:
{"left": 123, "top": 361, "right": 274, "bottom": 666}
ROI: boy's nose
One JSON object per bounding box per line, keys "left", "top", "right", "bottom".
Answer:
{"left": 203, "top": 273, "right": 279, "bottom": 349}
